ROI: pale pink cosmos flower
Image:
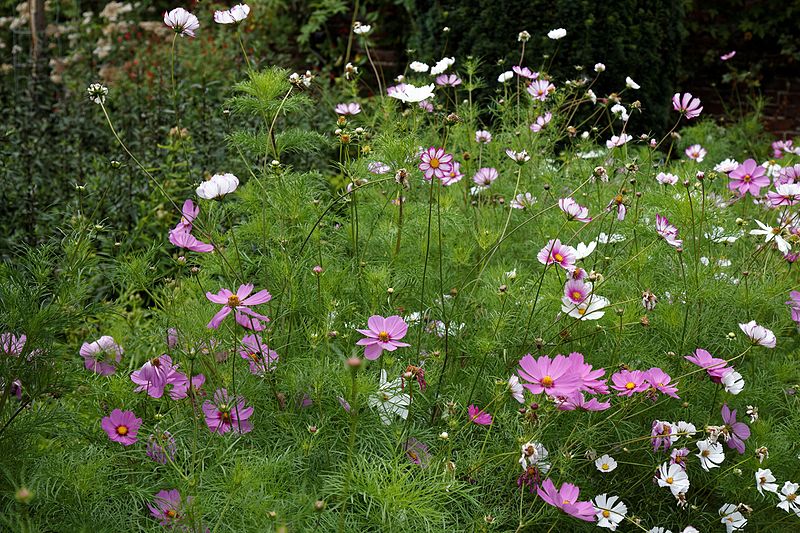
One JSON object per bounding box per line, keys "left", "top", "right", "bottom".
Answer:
{"left": 685, "top": 144, "right": 706, "bottom": 162}
{"left": 767, "top": 183, "right": 800, "bottom": 207}
{"left": 530, "top": 112, "right": 552, "bottom": 132}
{"left": 468, "top": 404, "right": 493, "bottom": 425}
{"left": 1, "top": 333, "right": 26, "bottom": 357}
{"left": 206, "top": 284, "right": 272, "bottom": 331}
{"left": 610, "top": 369, "right": 648, "bottom": 396}
{"left": 334, "top": 102, "right": 361, "bottom": 115}
{"left": 537, "top": 239, "right": 577, "bottom": 271}
{"left": 512, "top": 66, "right": 538, "bottom": 79}
{"left": 163, "top": 7, "right": 199, "bottom": 37}
{"left": 517, "top": 354, "right": 582, "bottom": 398}
{"left": 505, "top": 149, "right": 530, "bottom": 164}
{"left": 720, "top": 50, "right": 736, "bottom": 61}
{"left": 356, "top": 315, "right": 410, "bottom": 360}
{"left": 656, "top": 172, "right": 678, "bottom": 186}
{"left": 202, "top": 388, "right": 254, "bottom": 434}
{"left": 81, "top": 335, "right": 123, "bottom": 375}
{"left": 738, "top": 320, "right": 776, "bottom": 348}
{"left": 508, "top": 375, "right": 525, "bottom": 403}
{"left": 786, "top": 291, "right": 800, "bottom": 323}
{"left": 559, "top": 197, "right": 591, "bottom": 222}
{"left": 214, "top": 3, "right": 250, "bottom": 24}
{"left": 652, "top": 420, "right": 677, "bottom": 451}
{"left": 728, "top": 159, "right": 769, "bottom": 196}
{"left": 771, "top": 139, "right": 794, "bottom": 158}
{"left": 475, "top": 130, "right": 492, "bottom": 144}
{"left": 101, "top": 409, "right": 142, "bottom": 446}
{"left": 685, "top": 348, "right": 730, "bottom": 382}
{"left": 556, "top": 392, "right": 611, "bottom": 412}
{"left": 672, "top": 93, "right": 703, "bottom": 119}
{"left": 527, "top": 79, "right": 555, "bottom": 101}
{"left": 169, "top": 372, "right": 205, "bottom": 400}
{"left": 368, "top": 161, "right": 391, "bottom": 174}
{"left": 472, "top": 167, "right": 498, "bottom": 187}
{"left": 435, "top": 74, "right": 461, "bottom": 87}
{"left": 441, "top": 161, "right": 464, "bottom": 186}
{"left": 536, "top": 479, "right": 596, "bottom": 522}
{"left": 418, "top": 100, "right": 433, "bottom": 112}
{"left": 606, "top": 134, "right": 631, "bottom": 149}
{"left": 655, "top": 214, "right": 682, "bottom": 248}
{"left": 511, "top": 192, "right": 536, "bottom": 209}
{"left": 169, "top": 228, "right": 213, "bottom": 253}
{"left": 239, "top": 334, "right": 279, "bottom": 375}
{"left": 418, "top": 147, "right": 453, "bottom": 181}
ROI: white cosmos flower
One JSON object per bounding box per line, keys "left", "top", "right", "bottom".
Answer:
{"left": 214, "top": 3, "right": 250, "bottom": 24}
{"left": 714, "top": 158, "right": 740, "bottom": 173}
{"left": 519, "top": 441, "right": 550, "bottom": 472}
{"left": 430, "top": 56, "right": 455, "bottom": 75}
{"left": 756, "top": 468, "right": 778, "bottom": 495}
{"left": 575, "top": 241, "right": 597, "bottom": 260}
{"left": 388, "top": 83, "right": 435, "bottom": 103}
{"left": 610, "top": 103, "right": 629, "bottom": 122}
{"left": 87, "top": 83, "right": 108, "bottom": 104}
{"left": 696, "top": 439, "right": 725, "bottom": 471}
{"left": 498, "top": 70, "right": 514, "bottom": 83}
{"left": 508, "top": 375, "right": 524, "bottom": 403}
{"left": 196, "top": 173, "right": 239, "bottom": 199}
{"left": 705, "top": 226, "right": 740, "bottom": 243}
{"left": 409, "top": 61, "right": 429, "bottom": 73}
{"left": 594, "top": 63, "right": 606, "bottom": 72}
{"left": 675, "top": 421, "right": 697, "bottom": 438}
{"left": 562, "top": 294, "right": 609, "bottom": 321}
{"left": 587, "top": 89, "right": 597, "bottom": 104}
{"left": 750, "top": 219, "right": 791, "bottom": 253}
{"left": 353, "top": 22, "right": 371, "bottom": 35}
{"left": 721, "top": 369, "right": 744, "bottom": 394}
{"left": 595, "top": 454, "right": 617, "bottom": 473}
{"left": 606, "top": 133, "right": 632, "bottom": 149}
{"left": 163, "top": 7, "right": 200, "bottom": 37}
{"left": 657, "top": 462, "right": 690, "bottom": 496}
{"left": 738, "top": 320, "right": 776, "bottom": 348}
{"left": 719, "top": 504, "right": 747, "bottom": 532}
{"left": 778, "top": 481, "right": 800, "bottom": 513}
{"left": 593, "top": 493, "right": 627, "bottom": 530}
{"left": 598, "top": 232, "right": 626, "bottom": 244}
{"left": 547, "top": 28, "right": 567, "bottom": 39}
{"left": 625, "top": 76, "right": 640, "bottom": 89}
{"left": 368, "top": 369, "right": 410, "bottom": 425}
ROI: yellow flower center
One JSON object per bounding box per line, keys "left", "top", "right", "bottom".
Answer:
{"left": 578, "top": 308, "right": 586, "bottom": 316}
{"left": 602, "top": 510, "right": 610, "bottom": 518}
{"left": 166, "top": 510, "right": 177, "bottom": 519}
{"left": 788, "top": 493, "right": 797, "bottom": 502}
{"left": 601, "top": 463, "right": 609, "bottom": 470}
{"left": 743, "top": 174, "right": 751, "bottom": 182}
{"left": 408, "top": 451, "right": 418, "bottom": 461}
{"left": 562, "top": 499, "right": 571, "bottom": 505}
{"left": 666, "top": 477, "right": 674, "bottom": 484}
{"left": 554, "top": 253, "right": 564, "bottom": 262}
{"left": 429, "top": 158, "right": 440, "bottom": 168}
{"left": 541, "top": 376, "right": 554, "bottom": 387}
{"left": 227, "top": 295, "right": 241, "bottom": 307}
{"left": 625, "top": 382, "right": 635, "bottom": 390}
{"left": 701, "top": 450, "right": 710, "bottom": 457}
{"left": 378, "top": 331, "right": 390, "bottom": 342}
{"left": 220, "top": 411, "right": 232, "bottom": 423}
{"left": 572, "top": 291, "right": 583, "bottom": 300}
{"left": 760, "top": 476, "right": 767, "bottom": 483}
{"left": 116, "top": 425, "right": 129, "bottom": 436}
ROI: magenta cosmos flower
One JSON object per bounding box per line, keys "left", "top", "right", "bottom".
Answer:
{"left": 685, "top": 144, "right": 706, "bottom": 162}
{"left": 559, "top": 197, "right": 591, "bottom": 222}
{"left": 163, "top": 7, "right": 199, "bottom": 37}
{"left": 202, "top": 388, "right": 254, "bottom": 434}
{"left": 566, "top": 351, "right": 608, "bottom": 394}
{"left": 557, "top": 392, "right": 610, "bottom": 412}
{"left": 146, "top": 431, "right": 177, "bottom": 464}
{"left": 728, "top": 159, "right": 769, "bottom": 197}
{"left": 169, "top": 372, "right": 205, "bottom": 400}
{"left": 685, "top": 348, "right": 730, "bottom": 382}
{"left": 610, "top": 369, "right": 648, "bottom": 396}
{"left": 441, "top": 161, "right": 464, "bottom": 186}
{"left": 721, "top": 403, "right": 750, "bottom": 454}
{"left": 148, "top": 489, "right": 189, "bottom": 527}
{"left": 644, "top": 367, "right": 680, "bottom": 399}
{"left": 334, "top": 102, "right": 361, "bottom": 116}
{"left": 537, "top": 239, "right": 577, "bottom": 271}
{"left": 131, "top": 354, "right": 180, "bottom": 398}
{"left": 672, "top": 93, "right": 703, "bottom": 119}
{"left": 537, "top": 479, "right": 596, "bottom": 522}
{"left": 403, "top": 438, "right": 431, "bottom": 467}
{"left": 419, "top": 147, "right": 454, "bottom": 181}
{"left": 80, "top": 335, "right": 123, "bottom": 375}
{"left": 468, "top": 404, "right": 493, "bottom": 425}
{"left": 239, "top": 334, "right": 279, "bottom": 375}
{"left": 518, "top": 354, "right": 582, "bottom": 398}
{"left": 655, "top": 214, "right": 682, "bottom": 248}
{"left": 786, "top": 291, "right": 800, "bottom": 323}
{"left": 101, "top": 409, "right": 142, "bottom": 446}
{"left": 169, "top": 227, "right": 213, "bottom": 253}
{"left": 356, "top": 315, "right": 410, "bottom": 360}
{"left": 527, "top": 79, "right": 555, "bottom": 101}
{"left": 1, "top": 333, "right": 26, "bottom": 356}
{"left": 206, "top": 284, "right": 272, "bottom": 331}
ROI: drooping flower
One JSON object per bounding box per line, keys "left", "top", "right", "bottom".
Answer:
{"left": 334, "top": 102, "right": 361, "bottom": 116}
{"left": 738, "top": 320, "right": 776, "bottom": 348}
{"left": 656, "top": 462, "right": 690, "bottom": 496}
{"left": 685, "top": 348, "right": 731, "bottom": 382}
{"left": 527, "top": 79, "right": 555, "bottom": 101}
{"left": 655, "top": 214, "right": 682, "bottom": 248}
{"left": 625, "top": 76, "right": 640, "bottom": 90}
{"left": 558, "top": 197, "right": 591, "bottom": 222}
{"left": 418, "top": 147, "right": 454, "bottom": 181}
{"left": 530, "top": 112, "right": 552, "bottom": 132}
{"left": 652, "top": 420, "right": 677, "bottom": 452}
{"left": 369, "top": 369, "right": 410, "bottom": 424}
{"left": 80, "top": 335, "right": 123, "bottom": 375}
{"left": 239, "top": 334, "right": 279, "bottom": 375}
{"left": 214, "top": 3, "right": 250, "bottom": 24}
{"left": 696, "top": 439, "right": 725, "bottom": 471}
{"left": 202, "top": 388, "right": 254, "bottom": 434}
{"left": 355, "top": 315, "right": 410, "bottom": 360}
{"left": 756, "top": 468, "right": 778, "bottom": 495}
{"left": 205, "top": 284, "right": 272, "bottom": 331}
{"left": 595, "top": 454, "right": 617, "bottom": 473}
{"left": 537, "top": 239, "right": 577, "bottom": 271}
{"left": 196, "top": 173, "right": 239, "bottom": 199}
{"left": 517, "top": 354, "right": 582, "bottom": 398}
{"left": 148, "top": 489, "right": 188, "bottom": 527}
{"left": 86, "top": 83, "right": 108, "bottom": 104}
{"left": 672, "top": 93, "right": 703, "bottom": 119}
{"left": 593, "top": 493, "right": 627, "bottom": 530}
{"left": 644, "top": 367, "right": 680, "bottom": 399}
{"left": 403, "top": 438, "right": 430, "bottom": 467}
{"left": 508, "top": 375, "right": 525, "bottom": 403}
{"left": 387, "top": 83, "right": 435, "bottom": 103}
{"left": 505, "top": 148, "right": 531, "bottom": 164}
{"left": 728, "top": 159, "right": 769, "bottom": 196}
{"left": 163, "top": 8, "right": 199, "bottom": 37}
{"left": 684, "top": 144, "right": 706, "bottom": 162}
{"left": 147, "top": 431, "right": 177, "bottom": 464}
{"left": 720, "top": 403, "right": 750, "bottom": 454}
{"left": 512, "top": 66, "right": 538, "bottom": 79}
{"left": 467, "top": 404, "right": 493, "bottom": 425}
{"left": 610, "top": 369, "right": 648, "bottom": 396}
{"left": 750, "top": 220, "right": 791, "bottom": 254}
{"left": 720, "top": 50, "right": 736, "bottom": 61}
{"left": 131, "top": 355, "right": 176, "bottom": 398}
{"left": 101, "top": 409, "right": 142, "bottom": 446}
{"left": 536, "top": 479, "right": 596, "bottom": 521}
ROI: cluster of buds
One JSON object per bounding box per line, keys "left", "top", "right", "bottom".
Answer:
{"left": 289, "top": 70, "right": 315, "bottom": 88}
{"left": 334, "top": 125, "right": 366, "bottom": 145}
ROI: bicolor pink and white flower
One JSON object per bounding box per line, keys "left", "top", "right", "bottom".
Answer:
{"left": 81, "top": 335, "right": 123, "bottom": 375}
{"left": 214, "top": 3, "right": 250, "bottom": 24}
{"left": 164, "top": 7, "right": 199, "bottom": 37}
{"left": 738, "top": 320, "right": 776, "bottom": 348}
{"left": 419, "top": 147, "right": 454, "bottom": 181}
{"left": 530, "top": 112, "right": 552, "bottom": 132}
{"left": 672, "top": 93, "right": 703, "bottom": 119}
{"left": 334, "top": 102, "right": 361, "bottom": 115}
{"left": 685, "top": 144, "right": 706, "bottom": 162}
{"left": 559, "top": 197, "right": 591, "bottom": 222}
{"left": 655, "top": 214, "right": 683, "bottom": 248}
{"left": 527, "top": 79, "right": 555, "bottom": 101}
{"left": 537, "top": 239, "right": 577, "bottom": 271}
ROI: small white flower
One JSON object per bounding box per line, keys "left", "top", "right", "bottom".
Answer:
{"left": 595, "top": 454, "right": 617, "bottom": 473}
{"left": 87, "top": 83, "right": 108, "bottom": 104}
{"left": 777, "top": 481, "right": 800, "bottom": 513}
{"left": 675, "top": 421, "right": 697, "bottom": 438}
{"left": 214, "top": 3, "right": 250, "bottom": 24}
{"left": 562, "top": 294, "right": 609, "bottom": 321}
{"left": 657, "top": 462, "right": 690, "bottom": 496}
{"left": 598, "top": 232, "right": 626, "bottom": 244}
{"left": 594, "top": 63, "right": 606, "bottom": 72}
{"left": 696, "top": 439, "right": 725, "bottom": 471}
{"left": 625, "top": 76, "right": 640, "bottom": 90}
{"left": 721, "top": 370, "right": 744, "bottom": 394}
{"left": 519, "top": 441, "right": 550, "bottom": 472}
{"left": 518, "top": 30, "right": 531, "bottom": 42}
{"left": 409, "top": 61, "right": 429, "bottom": 73}
{"left": 575, "top": 241, "right": 597, "bottom": 260}
{"left": 756, "top": 468, "right": 778, "bottom": 495}
{"left": 719, "top": 503, "right": 747, "bottom": 532}
{"left": 430, "top": 56, "right": 455, "bottom": 75}
{"left": 714, "top": 158, "right": 740, "bottom": 173}
{"left": 508, "top": 375, "right": 524, "bottom": 403}
{"left": 547, "top": 28, "right": 567, "bottom": 40}
{"left": 587, "top": 89, "right": 597, "bottom": 104}
{"left": 353, "top": 22, "right": 371, "bottom": 35}
{"left": 610, "top": 103, "right": 629, "bottom": 122}
{"left": 196, "top": 173, "right": 239, "bottom": 199}
{"left": 750, "top": 219, "right": 791, "bottom": 254}
{"left": 388, "top": 83, "right": 435, "bottom": 103}
{"left": 368, "top": 369, "right": 410, "bottom": 425}
{"left": 593, "top": 493, "right": 627, "bottom": 530}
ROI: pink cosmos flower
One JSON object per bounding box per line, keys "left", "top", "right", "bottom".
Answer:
{"left": 606, "top": 134, "right": 632, "bottom": 149}
{"left": 527, "top": 79, "right": 555, "bottom": 101}
{"left": 202, "top": 388, "right": 254, "bottom": 434}
{"left": 148, "top": 489, "right": 188, "bottom": 527}
{"left": 566, "top": 352, "right": 608, "bottom": 394}
{"left": 511, "top": 192, "right": 536, "bottom": 209}
{"left": 163, "top": 7, "right": 199, "bottom": 37}
{"left": 655, "top": 214, "right": 682, "bottom": 248}
{"left": 475, "top": 130, "right": 492, "bottom": 144}
{"left": 728, "top": 159, "right": 769, "bottom": 196}
{"left": 652, "top": 420, "right": 676, "bottom": 451}
{"left": 644, "top": 367, "right": 680, "bottom": 399}
{"left": 685, "top": 348, "right": 730, "bottom": 382}
{"left": 517, "top": 354, "right": 582, "bottom": 398}
{"left": 80, "top": 335, "right": 123, "bottom": 375}
{"left": 334, "top": 102, "right": 361, "bottom": 115}
{"left": 1, "top": 333, "right": 26, "bottom": 356}
{"left": 403, "top": 438, "right": 431, "bottom": 467}
{"left": 169, "top": 372, "right": 205, "bottom": 400}
{"left": 368, "top": 161, "right": 391, "bottom": 175}
{"left": 512, "top": 66, "right": 538, "bottom": 79}
{"left": 530, "top": 112, "right": 552, "bottom": 132}
{"left": 169, "top": 228, "right": 213, "bottom": 253}
{"left": 610, "top": 369, "right": 648, "bottom": 396}
{"left": 101, "top": 409, "right": 142, "bottom": 446}
{"left": 239, "top": 334, "right": 279, "bottom": 375}
{"left": 468, "top": 404, "right": 493, "bottom": 425}
{"left": 767, "top": 183, "right": 800, "bottom": 207}
{"left": 505, "top": 148, "right": 531, "bottom": 164}
{"left": 720, "top": 50, "right": 736, "bottom": 61}
{"left": 563, "top": 279, "right": 590, "bottom": 306}
{"left": 738, "top": 320, "right": 776, "bottom": 348}
{"left": 441, "top": 161, "right": 464, "bottom": 186}
{"left": 131, "top": 354, "right": 177, "bottom": 398}
{"left": 356, "top": 315, "right": 410, "bottom": 360}
{"left": 771, "top": 139, "right": 794, "bottom": 159}
{"left": 656, "top": 172, "right": 678, "bottom": 186}
{"left": 473, "top": 167, "right": 498, "bottom": 187}
{"left": 672, "top": 93, "right": 703, "bottom": 119}
{"left": 418, "top": 147, "right": 454, "bottom": 181}
{"left": 556, "top": 392, "right": 610, "bottom": 411}
{"left": 146, "top": 431, "right": 177, "bottom": 464}
{"left": 536, "top": 479, "right": 596, "bottom": 522}
{"left": 721, "top": 403, "right": 750, "bottom": 454}
{"left": 206, "top": 284, "right": 272, "bottom": 331}
{"left": 435, "top": 74, "right": 461, "bottom": 87}
{"left": 537, "top": 239, "right": 577, "bottom": 271}
{"left": 685, "top": 144, "right": 706, "bottom": 162}
{"left": 559, "top": 197, "right": 591, "bottom": 222}
{"left": 786, "top": 291, "right": 800, "bottom": 323}
{"left": 419, "top": 100, "right": 434, "bottom": 112}
{"left": 670, "top": 447, "right": 690, "bottom": 469}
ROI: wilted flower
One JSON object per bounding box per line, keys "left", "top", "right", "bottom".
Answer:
{"left": 147, "top": 432, "right": 177, "bottom": 464}
{"left": 352, "top": 21, "right": 371, "bottom": 35}
{"left": 738, "top": 320, "right": 776, "bottom": 348}
{"left": 403, "top": 438, "right": 430, "bottom": 467}
{"left": 369, "top": 369, "right": 410, "bottom": 424}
